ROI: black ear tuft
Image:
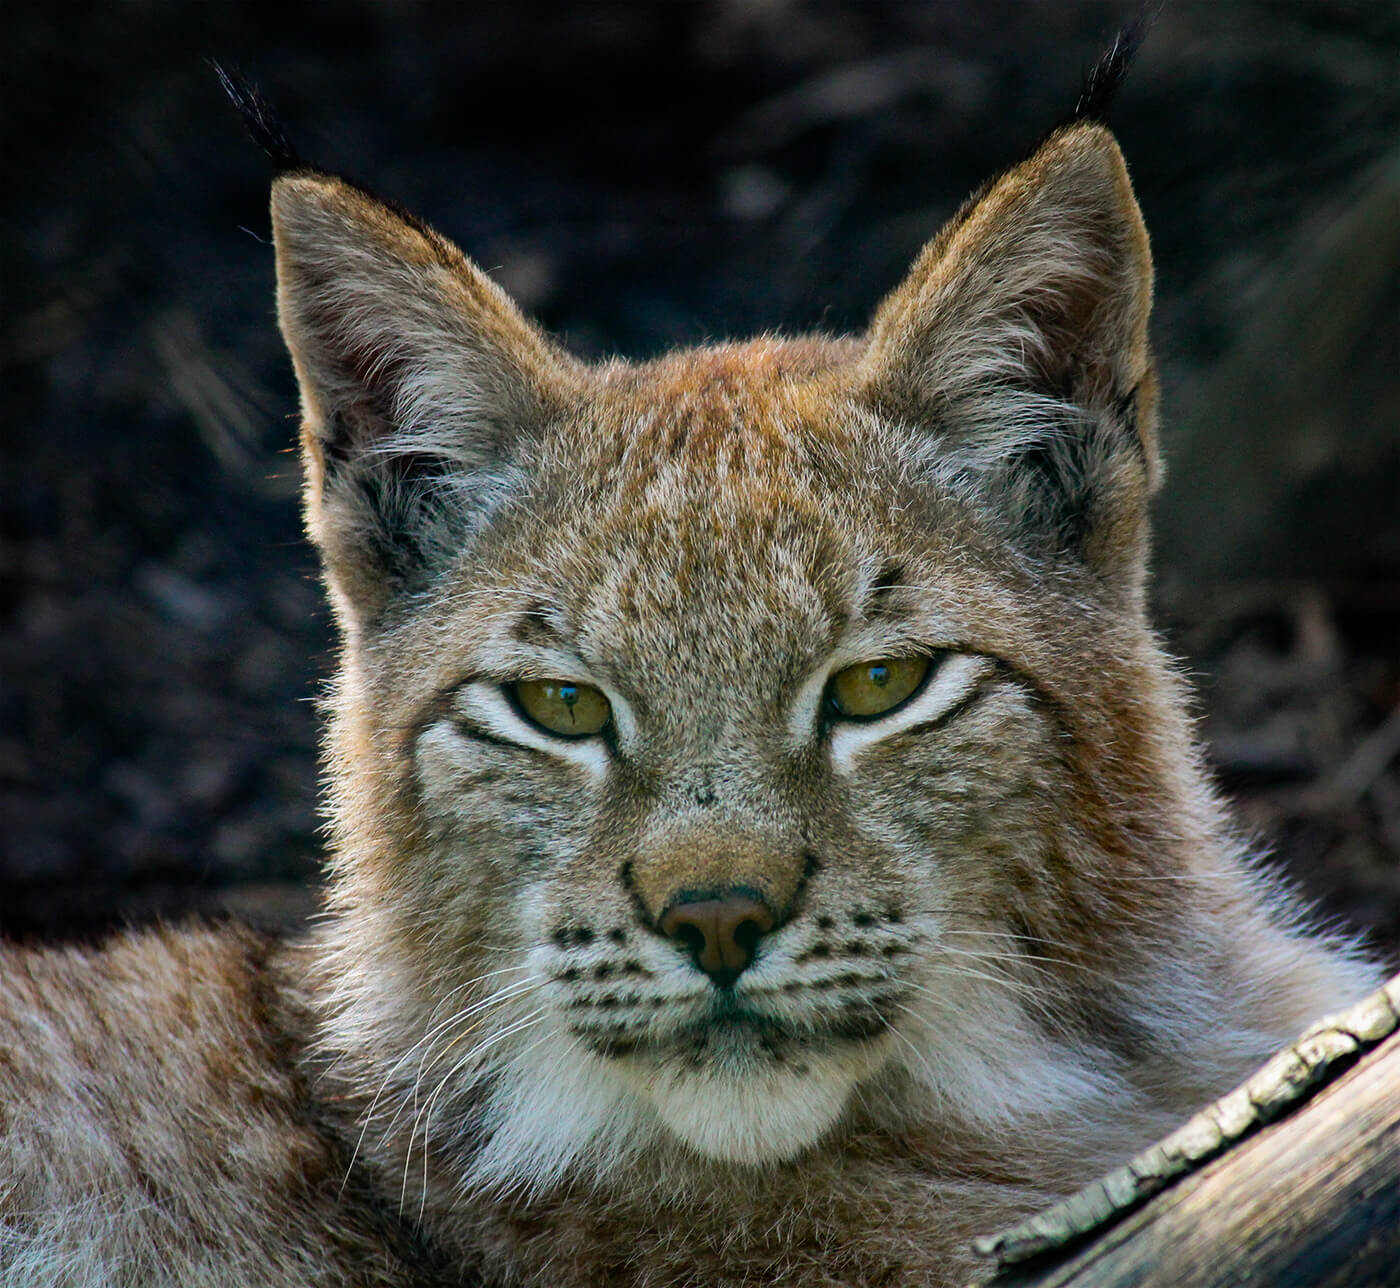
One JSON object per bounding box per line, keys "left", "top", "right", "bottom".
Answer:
{"left": 1070, "top": 4, "right": 1160, "bottom": 126}
{"left": 209, "top": 60, "right": 305, "bottom": 174}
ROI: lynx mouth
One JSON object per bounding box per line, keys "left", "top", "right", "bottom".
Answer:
{"left": 579, "top": 992, "right": 896, "bottom": 1063}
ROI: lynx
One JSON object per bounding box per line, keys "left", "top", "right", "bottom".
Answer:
{"left": 0, "top": 67, "right": 1378, "bottom": 1287}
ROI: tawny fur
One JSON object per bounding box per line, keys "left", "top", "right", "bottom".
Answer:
{"left": 1, "top": 123, "right": 1379, "bottom": 1287}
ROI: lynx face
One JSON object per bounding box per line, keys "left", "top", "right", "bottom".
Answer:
{"left": 402, "top": 366, "right": 1097, "bottom": 1167}
{"left": 274, "top": 123, "right": 1202, "bottom": 1190}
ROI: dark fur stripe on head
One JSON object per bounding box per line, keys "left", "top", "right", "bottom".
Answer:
{"left": 209, "top": 60, "right": 305, "bottom": 173}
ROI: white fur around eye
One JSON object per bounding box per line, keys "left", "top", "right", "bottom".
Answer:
{"left": 827, "top": 653, "right": 991, "bottom": 773}
{"left": 447, "top": 681, "right": 613, "bottom": 777}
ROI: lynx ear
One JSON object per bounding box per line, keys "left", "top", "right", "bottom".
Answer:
{"left": 271, "top": 174, "right": 579, "bottom": 629}
{"left": 859, "top": 123, "right": 1158, "bottom": 590}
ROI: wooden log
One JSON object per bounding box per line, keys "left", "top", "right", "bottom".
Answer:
{"left": 971, "top": 974, "right": 1400, "bottom": 1288}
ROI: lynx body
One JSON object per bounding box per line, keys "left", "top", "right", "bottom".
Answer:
{"left": 0, "top": 112, "right": 1377, "bottom": 1287}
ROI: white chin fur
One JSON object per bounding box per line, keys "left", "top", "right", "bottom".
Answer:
{"left": 622, "top": 1038, "right": 892, "bottom": 1164}
{"left": 460, "top": 1027, "right": 895, "bottom": 1196}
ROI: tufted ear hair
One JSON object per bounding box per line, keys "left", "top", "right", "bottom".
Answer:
{"left": 271, "top": 173, "right": 580, "bottom": 632}
{"left": 858, "top": 123, "right": 1159, "bottom": 595}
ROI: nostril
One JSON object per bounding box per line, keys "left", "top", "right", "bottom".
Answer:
{"left": 673, "top": 921, "right": 706, "bottom": 958}
{"left": 732, "top": 916, "right": 765, "bottom": 956}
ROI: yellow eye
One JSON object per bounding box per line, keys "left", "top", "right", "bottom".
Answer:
{"left": 512, "top": 679, "right": 612, "bottom": 738}
{"left": 827, "top": 656, "right": 931, "bottom": 720}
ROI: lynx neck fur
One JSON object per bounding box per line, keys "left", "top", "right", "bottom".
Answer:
{"left": 0, "top": 108, "right": 1378, "bottom": 1287}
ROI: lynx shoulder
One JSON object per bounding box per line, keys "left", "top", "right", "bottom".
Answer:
{"left": 1, "top": 104, "right": 1380, "bottom": 1286}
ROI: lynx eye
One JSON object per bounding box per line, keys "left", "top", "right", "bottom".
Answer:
{"left": 512, "top": 679, "right": 612, "bottom": 738}
{"left": 826, "top": 656, "right": 931, "bottom": 720}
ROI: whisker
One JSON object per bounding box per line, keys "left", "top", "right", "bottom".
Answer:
{"left": 417, "top": 1022, "right": 564, "bottom": 1223}
{"left": 933, "top": 939, "right": 1119, "bottom": 987}
{"left": 341, "top": 973, "right": 540, "bottom": 1191}
{"left": 372, "top": 977, "right": 541, "bottom": 1148}
{"left": 901, "top": 966, "right": 1062, "bottom": 1031}
{"left": 401, "top": 1010, "right": 545, "bottom": 1215}
{"left": 886, "top": 1002, "right": 947, "bottom": 1089}
{"left": 912, "top": 960, "right": 1047, "bottom": 1006}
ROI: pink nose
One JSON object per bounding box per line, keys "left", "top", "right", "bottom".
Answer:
{"left": 658, "top": 893, "right": 775, "bottom": 986}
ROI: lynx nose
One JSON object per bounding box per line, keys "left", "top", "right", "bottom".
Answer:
{"left": 659, "top": 892, "right": 775, "bottom": 987}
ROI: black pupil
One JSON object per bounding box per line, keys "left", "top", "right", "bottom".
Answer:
{"left": 558, "top": 685, "right": 579, "bottom": 721}
{"left": 869, "top": 665, "right": 889, "bottom": 687}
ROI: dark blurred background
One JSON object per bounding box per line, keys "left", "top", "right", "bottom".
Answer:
{"left": 3, "top": 0, "right": 1397, "bottom": 956}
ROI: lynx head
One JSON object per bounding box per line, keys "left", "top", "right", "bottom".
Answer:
{"left": 269, "top": 122, "right": 1230, "bottom": 1197}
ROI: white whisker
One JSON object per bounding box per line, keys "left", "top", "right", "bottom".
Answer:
{"left": 341, "top": 973, "right": 540, "bottom": 1191}
{"left": 400, "top": 1010, "right": 546, "bottom": 1215}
